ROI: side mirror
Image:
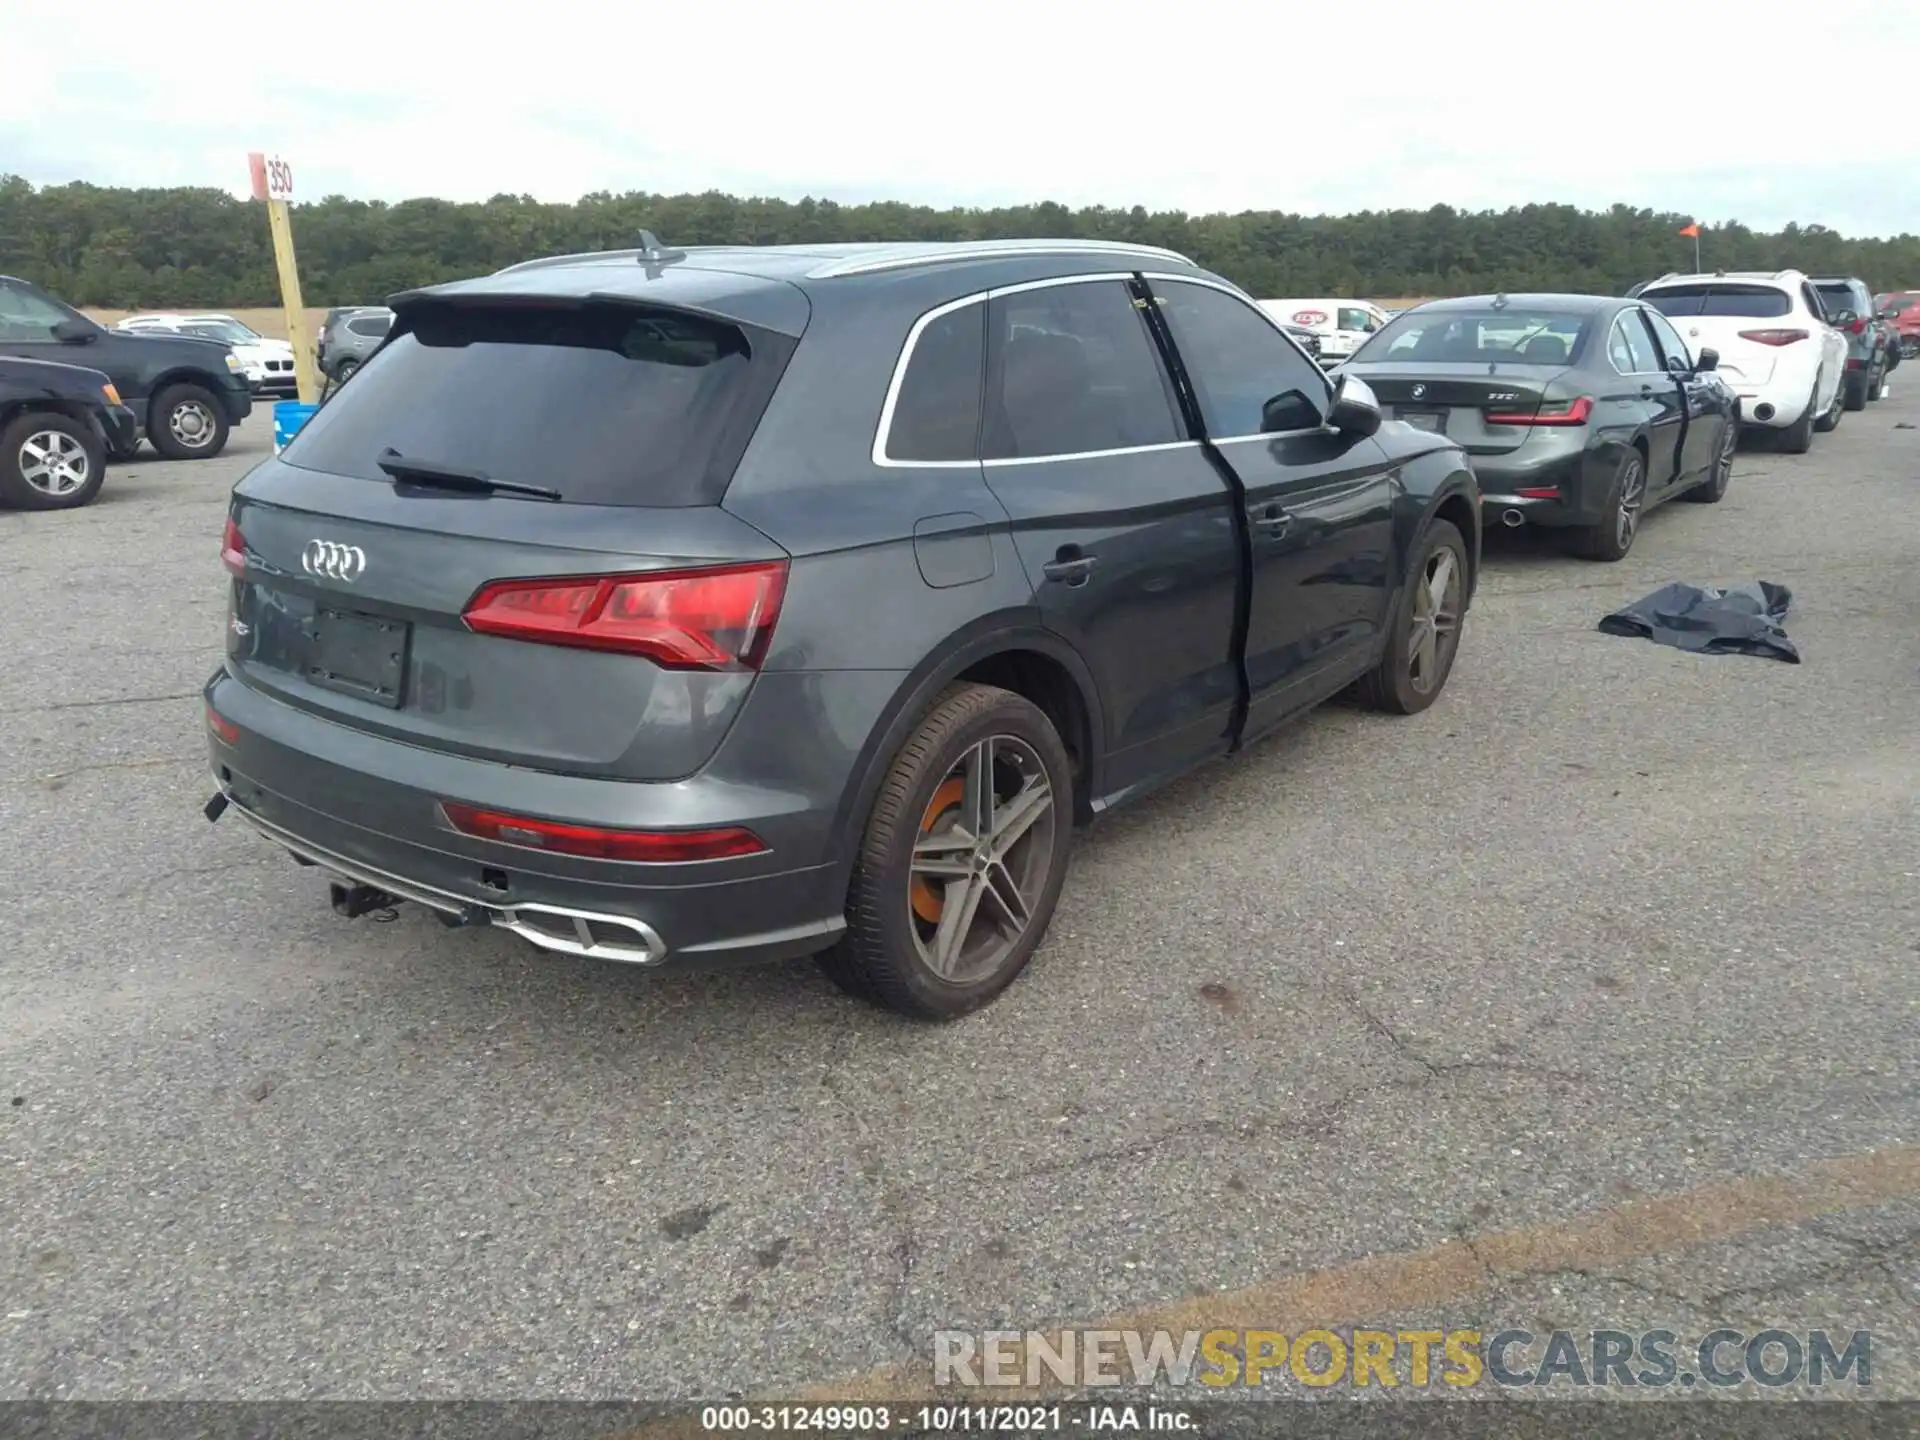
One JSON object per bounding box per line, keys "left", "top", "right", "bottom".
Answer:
{"left": 1261, "top": 389, "right": 1322, "bottom": 434}
{"left": 52, "top": 317, "right": 96, "bottom": 343}
{"left": 1695, "top": 348, "right": 1719, "bottom": 373}
{"left": 1326, "top": 373, "right": 1382, "bottom": 438}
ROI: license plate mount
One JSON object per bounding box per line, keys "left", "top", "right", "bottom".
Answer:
{"left": 302, "top": 608, "right": 409, "bottom": 708}
{"left": 1400, "top": 410, "right": 1446, "bottom": 433}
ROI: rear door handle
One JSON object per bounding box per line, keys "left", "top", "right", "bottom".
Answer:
{"left": 1042, "top": 554, "right": 1098, "bottom": 584}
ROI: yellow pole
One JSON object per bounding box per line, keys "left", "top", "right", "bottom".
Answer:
{"left": 249, "top": 152, "right": 321, "bottom": 405}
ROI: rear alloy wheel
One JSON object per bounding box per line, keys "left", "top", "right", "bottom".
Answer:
{"left": 1684, "top": 416, "right": 1737, "bottom": 504}
{"left": 1570, "top": 451, "right": 1646, "bottom": 562}
{"left": 819, "top": 683, "right": 1073, "bottom": 1021}
{"left": 0, "top": 413, "right": 106, "bottom": 511}
{"left": 334, "top": 359, "right": 361, "bottom": 384}
{"left": 1779, "top": 386, "right": 1817, "bottom": 454}
{"left": 1813, "top": 379, "right": 1843, "bottom": 433}
{"left": 1355, "top": 518, "right": 1467, "bottom": 715}
{"left": 149, "top": 383, "right": 230, "bottom": 460}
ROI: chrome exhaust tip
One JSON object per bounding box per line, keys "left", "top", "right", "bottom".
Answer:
{"left": 1501, "top": 508, "right": 1526, "bottom": 528}
{"left": 1753, "top": 402, "right": 1776, "bottom": 422}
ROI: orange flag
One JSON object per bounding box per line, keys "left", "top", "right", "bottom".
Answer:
{"left": 1678, "top": 222, "right": 1701, "bottom": 238}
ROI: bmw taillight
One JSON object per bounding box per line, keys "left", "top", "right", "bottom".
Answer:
{"left": 220, "top": 517, "right": 246, "bottom": 576}
{"left": 461, "top": 561, "right": 789, "bottom": 671}
{"left": 1486, "top": 395, "right": 1594, "bottom": 427}
{"left": 1738, "top": 328, "right": 1810, "bottom": 347}
{"left": 439, "top": 802, "right": 767, "bottom": 863}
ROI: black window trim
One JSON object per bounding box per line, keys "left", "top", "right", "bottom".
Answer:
{"left": 873, "top": 271, "right": 1203, "bottom": 469}
{"left": 1140, "top": 271, "right": 1334, "bottom": 445}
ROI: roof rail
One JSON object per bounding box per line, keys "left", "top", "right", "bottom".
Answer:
{"left": 805, "top": 239, "right": 1196, "bottom": 280}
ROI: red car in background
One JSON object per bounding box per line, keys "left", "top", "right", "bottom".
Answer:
{"left": 1873, "top": 291, "right": 1920, "bottom": 359}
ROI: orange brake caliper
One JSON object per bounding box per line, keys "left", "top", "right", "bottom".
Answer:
{"left": 910, "top": 777, "right": 968, "bottom": 924}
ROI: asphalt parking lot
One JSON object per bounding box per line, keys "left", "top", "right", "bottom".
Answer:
{"left": 1, "top": 398, "right": 1916, "bottom": 1404}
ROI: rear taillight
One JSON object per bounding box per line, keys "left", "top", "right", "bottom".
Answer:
{"left": 462, "top": 561, "right": 788, "bottom": 670}
{"left": 220, "top": 517, "right": 246, "bottom": 576}
{"left": 206, "top": 704, "right": 239, "bottom": 745}
{"left": 1486, "top": 395, "right": 1594, "bottom": 427}
{"left": 1737, "top": 328, "right": 1809, "bottom": 347}
{"left": 440, "top": 802, "right": 767, "bottom": 863}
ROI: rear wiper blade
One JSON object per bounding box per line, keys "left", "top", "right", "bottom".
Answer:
{"left": 375, "top": 447, "right": 561, "bottom": 501}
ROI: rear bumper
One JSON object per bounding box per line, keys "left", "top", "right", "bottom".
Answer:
{"left": 1469, "top": 436, "right": 1606, "bottom": 530}
{"left": 203, "top": 668, "right": 861, "bottom": 971}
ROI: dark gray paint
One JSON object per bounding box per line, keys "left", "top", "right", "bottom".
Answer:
{"left": 212, "top": 243, "right": 1481, "bottom": 969}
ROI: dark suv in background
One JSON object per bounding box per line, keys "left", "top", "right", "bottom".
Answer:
{"left": 1811, "top": 276, "right": 1894, "bottom": 408}
{"left": 206, "top": 238, "right": 1479, "bottom": 1021}
{"left": 316, "top": 306, "right": 394, "bottom": 383}
{"left": 0, "top": 275, "right": 252, "bottom": 458}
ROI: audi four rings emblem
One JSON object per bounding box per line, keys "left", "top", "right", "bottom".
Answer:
{"left": 1411, "top": 383, "right": 1427, "bottom": 399}
{"left": 302, "top": 539, "right": 367, "bottom": 583}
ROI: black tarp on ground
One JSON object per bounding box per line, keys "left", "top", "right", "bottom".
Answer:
{"left": 1598, "top": 581, "right": 1800, "bottom": 663}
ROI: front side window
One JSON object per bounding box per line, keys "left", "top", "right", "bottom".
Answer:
{"left": 1609, "top": 314, "right": 1660, "bottom": 373}
{"left": 885, "top": 302, "right": 985, "bottom": 463}
{"left": 982, "top": 280, "right": 1182, "bottom": 461}
{"left": 0, "top": 281, "right": 75, "bottom": 340}
{"left": 1638, "top": 308, "right": 1694, "bottom": 371}
{"left": 1153, "top": 279, "right": 1328, "bottom": 436}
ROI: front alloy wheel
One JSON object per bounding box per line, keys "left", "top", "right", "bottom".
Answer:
{"left": 820, "top": 683, "right": 1074, "bottom": 1020}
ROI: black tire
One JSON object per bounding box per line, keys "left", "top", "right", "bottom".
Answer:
{"left": 817, "top": 683, "right": 1074, "bottom": 1021}
{"left": 1355, "top": 517, "right": 1468, "bottom": 715}
{"left": 1843, "top": 373, "right": 1869, "bottom": 411}
{"left": 1813, "top": 380, "right": 1843, "bottom": 433}
{"left": 1779, "top": 387, "right": 1816, "bottom": 454}
{"left": 0, "top": 412, "right": 106, "bottom": 511}
{"left": 1568, "top": 449, "right": 1646, "bottom": 562}
{"left": 334, "top": 358, "right": 361, "bottom": 384}
{"left": 148, "top": 383, "right": 230, "bottom": 460}
{"left": 1683, "top": 416, "right": 1737, "bottom": 504}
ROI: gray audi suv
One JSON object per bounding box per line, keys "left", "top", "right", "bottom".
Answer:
{"left": 205, "top": 237, "right": 1480, "bottom": 1020}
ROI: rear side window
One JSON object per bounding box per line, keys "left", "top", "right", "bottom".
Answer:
{"left": 981, "top": 281, "right": 1182, "bottom": 461}
{"left": 347, "top": 314, "right": 393, "bottom": 338}
{"left": 1640, "top": 285, "right": 1792, "bottom": 319}
{"left": 1371, "top": 308, "right": 1591, "bottom": 365}
{"left": 1608, "top": 315, "right": 1660, "bottom": 373}
{"left": 282, "top": 302, "right": 792, "bottom": 507}
{"left": 885, "top": 302, "right": 985, "bottom": 463}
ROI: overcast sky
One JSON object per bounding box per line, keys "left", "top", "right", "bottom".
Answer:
{"left": 5, "top": 0, "right": 1914, "bottom": 237}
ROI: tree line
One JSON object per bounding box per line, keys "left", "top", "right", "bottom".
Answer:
{"left": 3, "top": 174, "right": 1916, "bottom": 309}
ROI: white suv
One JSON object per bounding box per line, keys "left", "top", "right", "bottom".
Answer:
{"left": 1633, "top": 271, "right": 1847, "bottom": 452}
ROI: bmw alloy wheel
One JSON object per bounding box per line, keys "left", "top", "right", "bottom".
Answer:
{"left": 906, "top": 735, "right": 1058, "bottom": 984}
{"left": 1407, "top": 543, "right": 1462, "bottom": 696}
{"left": 1615, "top": 455, "right": 1647, "bottom": 551}
{"left": 18, "top": 429, "right": 90, "bottom": 497}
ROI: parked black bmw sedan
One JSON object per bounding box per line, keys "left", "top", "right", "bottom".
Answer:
{"left": 1337, "top": 294, "right": 1740, "bottom": 561}
{"left": 206, "top": 238, "right": 1481, "bottom": 1021}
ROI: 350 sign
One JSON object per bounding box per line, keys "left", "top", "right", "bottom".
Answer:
{"left": 247, "top": 152, "right": 294, "bottom": 203}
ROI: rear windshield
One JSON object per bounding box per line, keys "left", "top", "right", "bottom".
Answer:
{"left": 1814, "top": 284, "right": 1862, "bottom": 315}
{"left": 282, "top": 302, "right": 789, "bottom": 507}
{"left": 1640, "top": 284, "right": 1791, "bottom": 319}
{"left": 1357, "top": 308, "right": 1592, "bottom": 366}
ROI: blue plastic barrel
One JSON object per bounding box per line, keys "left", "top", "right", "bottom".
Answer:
{"left": 273, "top": 401, "right": 320, "bottom": 454}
